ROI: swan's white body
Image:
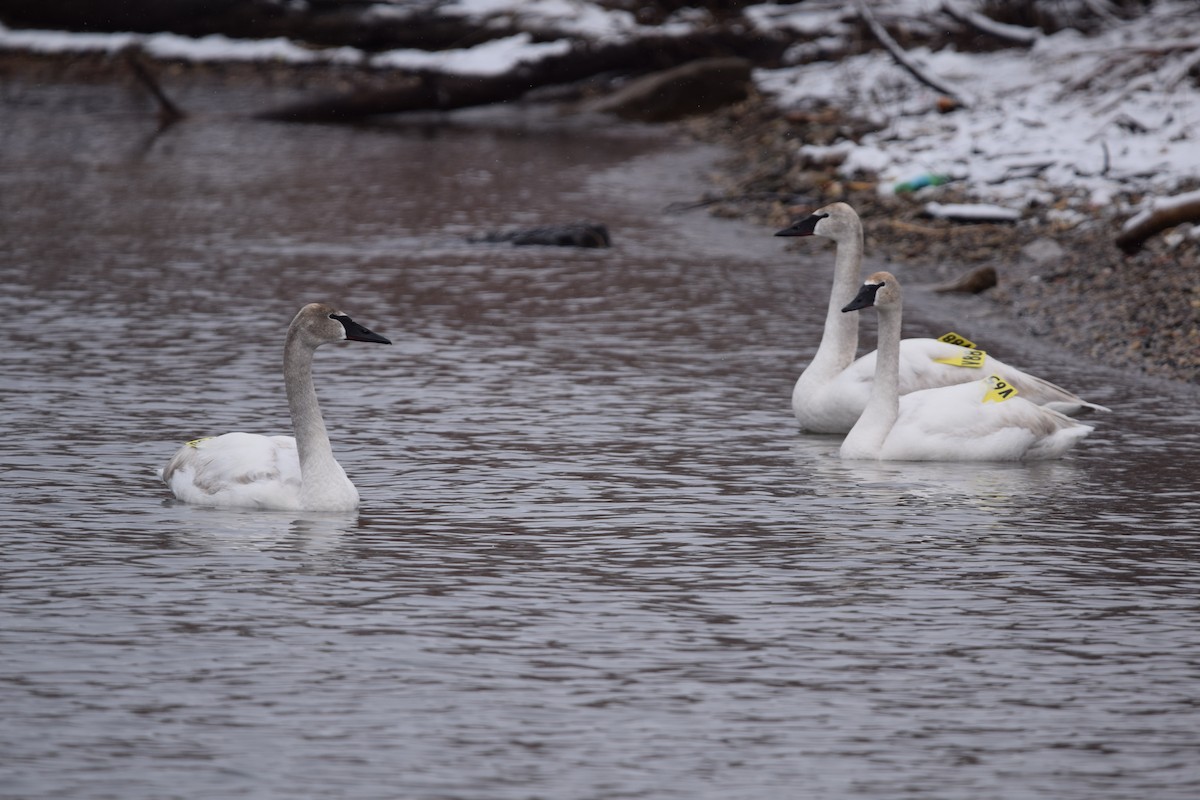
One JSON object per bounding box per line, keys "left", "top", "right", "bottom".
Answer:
{"left": 776, "top": 202, "right": 1109, "bottom": 434}
{"left": 839, "top": 272, "right": 1093, "bottom": 461}
{"left": 161, "top": 303, "right": 390, "bottom": 512}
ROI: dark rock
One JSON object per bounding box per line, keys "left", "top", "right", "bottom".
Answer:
{"left": 480, "top": 222, "right": 611, "bottom": 248}
{"left": 934, "top": 265, "right": 998, "bottom": 294}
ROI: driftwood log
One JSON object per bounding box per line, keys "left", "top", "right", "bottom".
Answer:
{"left": 941, "top": 2, "right": 1042, "bottom": 45}
{"left": 1115, "top": 190, "right": 1200, "bottom": 254}
{"left": 258, "top": 30, "right": 783, "bottom": 122}
{"left": 580, "top": 57, "right": 751, "bottom": 122}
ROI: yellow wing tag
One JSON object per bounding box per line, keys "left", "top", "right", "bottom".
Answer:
{"left": 185, "top": 437, "right": 214, "bottom": 448}
{"left": 938, "top": 331, "right": 977, "bottom": 349}
{"left": 935, "top": 348, "right": 986, "bottom": 368}
{"left": 983, "top": 375, "right": 1019, "bottom": 403}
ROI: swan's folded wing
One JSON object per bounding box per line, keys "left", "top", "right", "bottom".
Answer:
{"left": 162, "top": 432, "right": 303, "bottom": 509}
{"left": 806, "top": 338, "right": 998, "bottom": 433}
{"left": 888, "top": 381, "right": 1092, "bottom": 461}
{"left": 842, "top": 338, "right": 994, "bottom": 395}
{"left": 880, "top": 338, "right": 1107, "bottom": 416}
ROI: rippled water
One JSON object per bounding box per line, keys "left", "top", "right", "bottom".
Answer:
{"left": 3, "top": 77, "right": 1199, "bottom": 800}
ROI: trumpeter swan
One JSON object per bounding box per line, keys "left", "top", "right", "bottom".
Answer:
{"left": 161, "top": 303, "right": 390, "bottom": 511}
{"left": 775, "top": 202, "right": 1108, "bottom": 433}
{"left": 839, "top": 272, "right": 1093, "bottom": 461}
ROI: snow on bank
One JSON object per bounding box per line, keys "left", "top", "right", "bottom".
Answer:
{"left": 372, "top": 34, "right": 571, "bottom": 75}
{"left": 0, "top": 24, "right": 363, "bottom": 65}
{"left": 0, "top": 24, "right": 573, "bottom": 76}
{"left": 753, "top": 1, "right": 1200, "bottom": 220}
{"left": 0, "top": 1, "right": 688, "bottom": 75}
{"left": 438, "top": 0, "right": 640, "bottom": 40}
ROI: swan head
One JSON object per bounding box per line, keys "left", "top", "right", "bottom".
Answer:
{"left": 291, "top": 303, "right": 392, "bottom": 348}
{"left": 842, "top": 271, "right": 901, "bottom": 313}
{"left": 774, "top": 202, "right": 861, "bottom": 241}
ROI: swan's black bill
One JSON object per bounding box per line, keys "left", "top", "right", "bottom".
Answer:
{"left": 334, "top": 315, "right": 391, "bottom": 345}
{"left": 774, "top": 212, "right": 827, "bottom": 237}
{"left": 842, "top": 282, "right": 884, "bottom": 313}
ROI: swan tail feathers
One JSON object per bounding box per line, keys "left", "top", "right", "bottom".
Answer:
{"left": 1010, "top": 371, "right": 1110, "bottom": 416}
{"left": 1026, "top": 421, "right": 1094, "bottom": 460}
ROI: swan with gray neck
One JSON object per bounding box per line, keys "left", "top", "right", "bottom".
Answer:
{"left": 161, "top": 303, "right": 390, "bottom": 511}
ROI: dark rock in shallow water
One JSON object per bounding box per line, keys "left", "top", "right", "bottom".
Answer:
{"left": 481, "top": 222, "right": 611, "bottom": 248}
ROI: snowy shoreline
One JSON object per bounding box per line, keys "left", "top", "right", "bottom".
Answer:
{"left": 4, "top": 2, "right": 1198, "bottom": 219}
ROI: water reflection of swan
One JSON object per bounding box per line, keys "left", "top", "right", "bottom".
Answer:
{"left": 795, "top": 438, "right": 1084, "bottom": 516}
{"left": 161, "top": 304, "right": 391, "bottom": 511}
{"left": 166, "top": 504, "right": 360, "bottom": 554}
{"left": 775, "top": 202, "right": 1108, "bottom": 433}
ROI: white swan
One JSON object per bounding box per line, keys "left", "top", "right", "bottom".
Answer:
{"left": 161, "top": 303, "right": 391, "bottom": 511}
{"left": 775, "top": 202, "right": 1109, "bottom": 433}
{"left": 839, "top": 271, "right": 1093, "bottom": 461}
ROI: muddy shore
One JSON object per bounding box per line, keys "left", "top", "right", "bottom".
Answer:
{"left": 4, "top": 50, "right": 1197, "bottom": 385}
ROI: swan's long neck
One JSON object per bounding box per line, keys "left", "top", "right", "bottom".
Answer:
{"left": 842, "top": 302, "right": 901, "bottom": 458}
{"left": 807, "top": 226, "right": 864, "bottom": 376}
{"left": 283, "top": 331, "right": 340, "bottom": 491}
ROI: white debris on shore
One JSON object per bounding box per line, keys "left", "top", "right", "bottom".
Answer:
{"left": 923, "top": 202, "right": 1021, "bottom": 223}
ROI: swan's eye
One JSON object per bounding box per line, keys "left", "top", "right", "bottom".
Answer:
{"left": 328, "top": 313, "right": 337, "bottom": 320}
{"left": 817, "top": 213, "right": 830, "bottom": 220}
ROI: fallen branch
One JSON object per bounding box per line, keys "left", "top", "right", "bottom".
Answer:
{"left": 1162, "top": 47, "right": 1200, "bottom": 90}
{"left": 941, "top": 2, "right": 1042, "bottom": 45}
{"left": 580, "top": 57, "right": 751, "bottom": 122}
{"left": 123, "top": 48, "right": 185, "bottom": 126}
{"left": 855, "top": 0, "right": 971, "bottom": 109}
{"left": 258, "top": 70, "right": 527, "bottom": 121}
{"left": 259, "top": 28, "right": 785, "bottom": 122}
{"left": 1115, "top": 188, "right": 1200, "bottom": 254}
{"left": 1081, "top": 0, "right": 1120, "bottom": 23}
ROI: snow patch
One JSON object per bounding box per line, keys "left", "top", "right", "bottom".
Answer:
{"left": 440, "top": 0, "right": 641, "bottom": 40}
{"left": 372, "top": 33, "right": 571, "bottom": 75}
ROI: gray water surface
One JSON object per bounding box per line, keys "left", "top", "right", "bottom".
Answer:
{"left": 2, "top": 77, "right": 1199, "bottom": 800}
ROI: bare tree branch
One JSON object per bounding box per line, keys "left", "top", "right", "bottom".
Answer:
{"left": 123, "top": 47, "right": 185, "bottom": 126}
{"left": 941, "top": 2, "right": 1042, "bottom": 46}
{"left": 855, "top": 0, "right": 971, "bottom": 109}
